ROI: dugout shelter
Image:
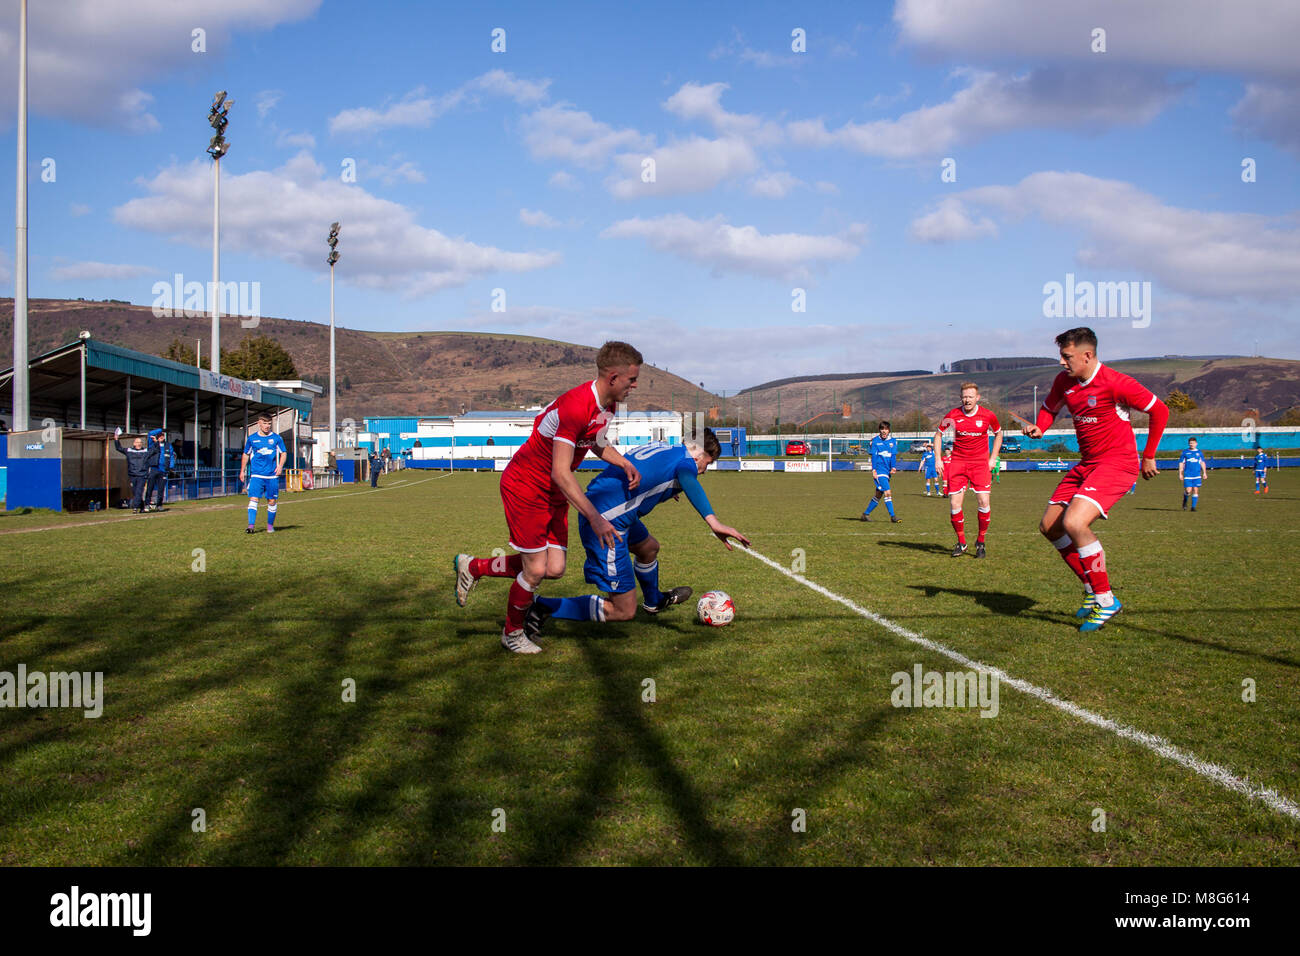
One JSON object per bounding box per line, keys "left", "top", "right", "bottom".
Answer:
{"left": 0, "top": 336, "right": 314, "bottom": 512}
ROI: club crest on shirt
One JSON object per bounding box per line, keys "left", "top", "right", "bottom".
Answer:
{"left": 1087, "top": 396, "right": 1097, "bottom": 406}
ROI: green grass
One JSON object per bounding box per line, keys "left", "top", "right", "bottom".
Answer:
{"left": 1, "top": 469, "right": 1297, "bottom": 865}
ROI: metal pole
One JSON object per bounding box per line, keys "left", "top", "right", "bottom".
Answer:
{"left": 125, "top": 375, "right": 131, "bottom": 432}
{"left": 329, "top": 262, "right": 336, "bottom": 450}
{"left": 80, "top": 342, "right": 87, "bottom": 429}
{"left": 12, "top": 0, "right": 29, "bottom": 431}
{"left": 162, "top": 381, "right": 167, "bottom": 431}
{"left": 211, "top": 155, "right": 221, "bottom": 375}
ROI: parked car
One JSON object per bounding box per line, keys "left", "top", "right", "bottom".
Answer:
{"left": 1000, "top": 438, "right": 1022, "bottom": 453}
{"left": 785, "top": 440, "right": 810, "bottom": 456}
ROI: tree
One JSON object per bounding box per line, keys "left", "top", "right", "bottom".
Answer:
{"left": 1166, "top": 388, "right": 1198, "bottom": 413}
{"left": 220, "top": 334, "right": 298, "bottom": 380}
{"left": 162, "top": 338, "right": 209, "bottom": 369}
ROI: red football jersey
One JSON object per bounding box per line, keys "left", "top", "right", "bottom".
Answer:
{"left": 941, "top": 406, "right": 1001, "bottom": 461}
{"left": 503, "top": 381, "right": 614, "bottom": 499}
{"left": 1039, "top": 363, "right": 1158, "bottom": 466}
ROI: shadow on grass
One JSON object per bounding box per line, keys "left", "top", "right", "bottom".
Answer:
{"left": 877, "top": 539, "right": 961, "bottom": 555}
{"left": 907, "top": 584, "right": 1038, "bottom": 616}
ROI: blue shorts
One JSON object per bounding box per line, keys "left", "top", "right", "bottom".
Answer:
{"left": 247, "top": 475, "right": 280, "bottom": 500}
{"left": 1183, "top": 477, "right": 1202, "bottom": 488}
{"left": 924, "top": 468, "right": 938, "bottom": 479}
{"left": 1255, "top": 471, "right": 1267, "bottom": 478}
{"left": 874, "top": 474, "right": 891, "bottom": 493}
{"left": 578, "top": 515, "right": 650, "bottom": 594}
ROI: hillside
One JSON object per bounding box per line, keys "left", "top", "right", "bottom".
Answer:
{"left": 0, "top": 299, "right": 720, "bottom": 420}
{"left": 3, "top": 299, "right": 1298, "bottom": 426}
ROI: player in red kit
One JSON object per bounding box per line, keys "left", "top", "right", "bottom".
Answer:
{"left": 1021, "top": 327, "right": 1169, "bottom": 632}
{"left": 933, "top": 383, "right": 1002, "bottom": 558}
{"left": 453, "top": 341, "right": 643, "bottom": 653}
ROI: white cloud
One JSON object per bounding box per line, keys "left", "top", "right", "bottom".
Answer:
{"left": 69, "top": 203, "right": 92, "bottom": 217}
{"left": 709, "top": 28, "right": 804, "bottom": 70}
{"left": 600, "top": 214, "right": 862, "bottom": 281}
{"left": 1232, "top": 83, "right": 1300, "bottom": 156}
{"left": 788, "top": 67, "right": 1185, "bottom": 159}
{"left": 360, "top": 158, "right": 426, "bottom": 185}
{"left": 0, "top": 247, "right": 10, "bottom": 285}
{"left": 814, "top": 181, "right": 840, "bottom": 195}
{"left": 329, "top": 70, "right": 550, "bottom": 136}
{"left": 256, "top": 89, "right": 283, "bottom": 119}
{"left": 114, "top": 151, "right": 561, "bottom": 297}
{"left": 909, "top": 197, "right": 999, "bottom": 242}
{"left": 663, "top": 82, "right": 783, "bottom": 145}
{"left": 866, "top": 83, "right": 913, "bottom": 110}
{"left": 519, "top": 208, "right": 561, "bottom": 228}
{"left": 521, "top": 104, "right": 653, "bottom": 169}
{"left": 895, "top": 0, "right": 1300, "bottom": 76}
{"left": 910, "top": 171, "right": 1300, "bottom": 299}
{"left": 276, "top": 130, "right": 316, "bottom": 149}
{"left": 0, "top": 0, "right": 322, "bottom": 131}
{"left": 748, "top": 171, "right": 803, "bottom": 199}
{"left": 548, "top": 171, "right": 580, "bottom": 190}
{"left": 608, "top": 137, "right": 759, "bottom": 198}
{"left": 49, "top": 260, "right": 154, "bottom": 281}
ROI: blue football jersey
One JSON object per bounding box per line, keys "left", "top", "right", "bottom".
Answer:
{"left": 585, "top": 443, "right": 714, "bottom": 522}
{"left": 1255, "top": 452, "right": 1268, "bottom": 473}
{"left": 870, "top": 436, "right": 898, "bottom": 474}
{"left": 243, "top": 432, "right": 286, "bottom": 478}
{"left": 920, "top": 451, "right": 936, "bottom": 473}
{"left": 1179, "top": 448, "right": 1205, "bottom": 479}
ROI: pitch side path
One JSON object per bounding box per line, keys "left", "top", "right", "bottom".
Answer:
{"left": 0, "top": 471, "right": 1296, "bottom": 873}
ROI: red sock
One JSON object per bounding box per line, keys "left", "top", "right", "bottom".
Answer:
{"left": 470, "top": 553, "right": 523, "bottom": 578}
{"left": 505, "top": 574, "right": 535, "bottom": 632}
{"left": 1051, "top": 535, "right": 1088, "bottom": 585}
{"left": 976, "top": 508, "right": 990, "bottom": 543}
{"left": 950, "top": 511, "right": 966, "bottom": 545}
{"left": 1076, "top": 541, "right": 1110, "bottom": 594}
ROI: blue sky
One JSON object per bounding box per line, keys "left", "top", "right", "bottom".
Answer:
{"left": 1, "top": 0, "right": 1297, "bottom": 390}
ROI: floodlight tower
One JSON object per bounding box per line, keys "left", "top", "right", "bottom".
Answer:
{"left": 12, "top": 0, "right": 29, "bottom": 431}
{"left": 327, "top": 223, "right": 341, "bottom": 449}
{"left": 207, "top": 91, "right": 232, "bottom": 375}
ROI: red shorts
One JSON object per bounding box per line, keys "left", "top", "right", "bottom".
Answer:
{"left": 500, "top": 472, "right": 569, "bottom": 553}
{"left": 946, "top": 458, "right": 991, "bottom": 495}
{"left": 1049, "top": 461, "right": 1139, "bottom": 519}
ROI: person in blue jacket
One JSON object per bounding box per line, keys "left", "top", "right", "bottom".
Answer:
{"left": 113, "top": 427, "right": 154, "bottom": 513}
{"left": 145, "top": 428, "right": 174, "bottom": 511}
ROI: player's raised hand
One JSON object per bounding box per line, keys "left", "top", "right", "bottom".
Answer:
{"left": 1024, "top": 424, "right": 1043, "bottom": 438}
{"left": 591, "top": 514, "right": 623, "bottom": 549}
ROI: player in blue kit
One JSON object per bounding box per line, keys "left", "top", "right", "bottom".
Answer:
{"left": 1178, "top": 437, "right": 1206, "bottom": 511}
{"left": 1254, "top": 449, "right": 1269, "bottom": 494}
{"left": 240, "top": 412, "right": 288, "bottom": 533}
{"left": 920, "top": 443, "right": 939, "bottom": 496}
{"left": 522, "top": 429, "right": 750, "bottom": 644}
{"left": 862, "top": 421, "right": 901, "bottom": 522}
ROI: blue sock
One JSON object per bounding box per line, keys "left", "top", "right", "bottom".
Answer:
{"left": 885, "top": 499, "right": 895, "bottom": 518}
{"left": 267, "top": 502, "right": 277, "bottom": 527}
{"left": 247, "top": 501, "right": 257, "bottom": 526}
{"left": 634, "top": 560, "right": 662, "bottom": 606}
{"left": 536, "top": 595, "right": 602, "bottom": 621}
{"left": 865, "top": 498, "right": 879, "bottom": 515}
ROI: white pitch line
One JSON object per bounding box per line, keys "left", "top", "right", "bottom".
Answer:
{"left": 739, "top": 544, "right": 1300, "bottom": 824}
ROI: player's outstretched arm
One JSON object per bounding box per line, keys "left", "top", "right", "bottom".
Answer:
{"left": 705, "top": 514, "right": 750, "bottom": 551}
{"left": 597, "top": 441, "right": 640, "bottom": 491}
{"left": 552, "top": 442, "right": 621, "bottom": 547}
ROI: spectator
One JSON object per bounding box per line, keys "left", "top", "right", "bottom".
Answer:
{"left": 113, "top": 427, "right": 153, "bottom": 513}
{"left": 369, "top": 450, "right": 381, "bottom": 488}
{"left": 145, "top": 428, "right": 174, "bottom": 511}
{"left": 381, "top": 446, "right": 392, "bottom": 473}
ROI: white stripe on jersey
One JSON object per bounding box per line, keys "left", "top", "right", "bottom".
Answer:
{"left": 538, "top": 407, "right": 561, "bottom": 440}
{"left": 601, "top": 478, "right": 679, "bottom": 520}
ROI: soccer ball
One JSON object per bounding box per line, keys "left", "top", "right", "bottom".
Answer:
{"left": 697, "top": 590, "right": 735, "bottom": 627}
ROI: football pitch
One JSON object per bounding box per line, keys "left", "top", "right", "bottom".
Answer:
{"left": 1, "top": 468, "right": 1297, "bottom": 866}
